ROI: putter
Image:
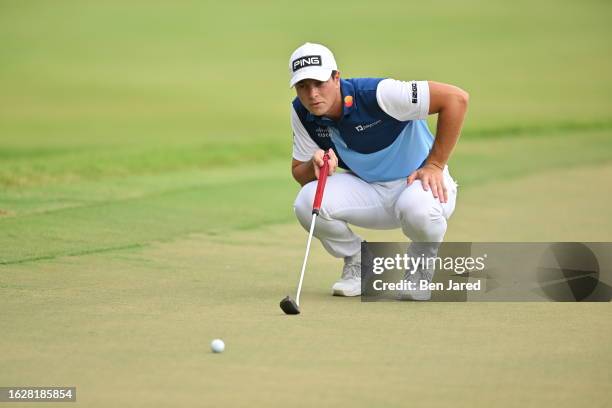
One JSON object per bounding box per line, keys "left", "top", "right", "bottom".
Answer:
{"left": 280, "top": 153, "right": 330, "bottom": 315}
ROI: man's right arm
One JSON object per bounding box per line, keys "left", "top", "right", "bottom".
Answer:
{"left": 291, "top": 103, "right": 319, "bottom": 186}
{"left": 291, "top": 158, "right": 316, "bottom": 186}
{"left": 291, "top": 149, "right": 339, "bottom": 186}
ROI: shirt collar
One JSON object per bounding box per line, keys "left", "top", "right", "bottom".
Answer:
{"left": 305, "top": 79, "right": 355, "bottom": 124}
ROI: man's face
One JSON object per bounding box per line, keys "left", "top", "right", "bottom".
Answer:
{"left": 295, "top": 74, "right": 341, "bottom": 117}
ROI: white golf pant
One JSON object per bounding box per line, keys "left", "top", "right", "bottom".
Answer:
{"left": 293, "top": 167, "right": 458, "bottom": 258}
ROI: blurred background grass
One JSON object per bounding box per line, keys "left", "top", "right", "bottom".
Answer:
{"left": 1, "top": 0, "right": 610, "bottom": 186}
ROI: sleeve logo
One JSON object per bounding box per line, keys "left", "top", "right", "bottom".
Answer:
{"left": 411, "top": 82, "right": 418, "bottom": 104}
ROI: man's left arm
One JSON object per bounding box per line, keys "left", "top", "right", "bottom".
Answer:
{"left": 407, "top": 81, "right": 469, "bottom": 203}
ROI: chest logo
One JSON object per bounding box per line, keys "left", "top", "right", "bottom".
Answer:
{"left": 355, "top": 120, "right": 382, "bottom": 132}
{"left": 315, "top": 127, "right": 331, "bottom": 138}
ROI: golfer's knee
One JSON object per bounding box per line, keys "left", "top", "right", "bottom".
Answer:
{"left": 399, "top": 206, "right": 431, "bottom": 234}
{"left": 293, "top": 182, "right": 316, "bottom": 228}
{"left": 396, "top": 198, "right": 444, "bottom": 240}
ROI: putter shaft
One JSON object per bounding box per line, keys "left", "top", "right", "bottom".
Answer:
{"left": 295, "top": 213, "right": 317, "bottom": 306}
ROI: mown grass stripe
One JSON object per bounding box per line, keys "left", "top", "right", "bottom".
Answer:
{"left": 0, "top": 243, "right": 145, "bottom": 266}
{"left": 461, "top": 119, "right": 612, "bottom": 139}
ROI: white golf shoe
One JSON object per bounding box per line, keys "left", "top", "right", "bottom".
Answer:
{"left": 398, "top": 268, "right": 434, "bottom": 301}
{"left": 332, "top": 253, "right": 362, "bottom": 297}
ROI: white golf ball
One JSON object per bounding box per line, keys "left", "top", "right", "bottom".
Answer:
{"left": 210, "top": 339, "right": 225, "bottom": 353}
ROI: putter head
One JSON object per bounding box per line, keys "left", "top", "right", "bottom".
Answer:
{"left": 280, "top": 296, "right": 300, "bottom": 315}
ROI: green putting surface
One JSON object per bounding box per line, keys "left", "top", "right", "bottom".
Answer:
{"left": 1, "top": 0, "right": 611, "bottom": 406}
{"left": 2, "top": 162, "right": 611, "bottom": 407}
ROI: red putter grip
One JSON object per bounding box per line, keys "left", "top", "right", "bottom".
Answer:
{"left": 312, "top": 153, "right": 330, "bottom": 214}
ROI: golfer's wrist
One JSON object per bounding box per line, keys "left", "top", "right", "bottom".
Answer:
{"left": 425, "top": 160, "right": 444, "bottom": 170}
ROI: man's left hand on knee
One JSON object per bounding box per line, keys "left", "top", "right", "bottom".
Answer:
{"left": 407, "top": 164, "right": 448, "bottom": 203}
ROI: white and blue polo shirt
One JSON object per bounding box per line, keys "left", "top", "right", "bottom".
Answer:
{"left": 291, "top": 78, "right": 433, "bottom": 183}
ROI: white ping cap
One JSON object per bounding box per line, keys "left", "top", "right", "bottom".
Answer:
{"left": 288, "top": 42, "right": 337, "bottom": 88}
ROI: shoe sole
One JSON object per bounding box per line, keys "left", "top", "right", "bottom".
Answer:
{"left": 332, "top": 288, "right": 361, "bottom": 297}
